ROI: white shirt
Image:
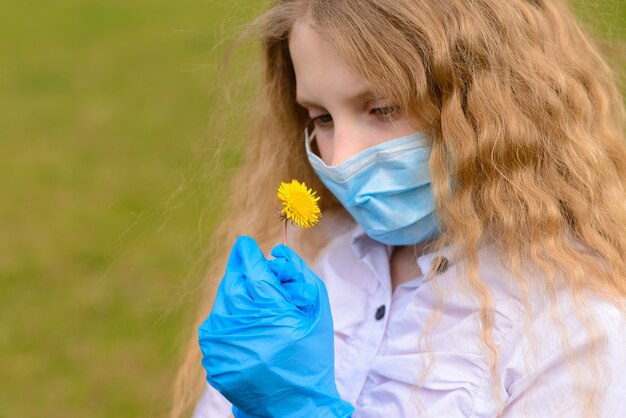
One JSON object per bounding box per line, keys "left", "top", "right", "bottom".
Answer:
{"left": 193, "top": 223, "right": 626, "bottom": 417}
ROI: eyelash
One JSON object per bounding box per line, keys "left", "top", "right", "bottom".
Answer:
{"left": 310, "top": 105, "right": 400, "bottom": 128}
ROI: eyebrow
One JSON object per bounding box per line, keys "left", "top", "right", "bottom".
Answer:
{"left": 296, "top": 87, "right": 380, "bottom": 108}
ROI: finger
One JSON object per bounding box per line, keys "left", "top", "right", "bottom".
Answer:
{"left": 269, "top": 245, "right": 320, "bottom": 293}
{"left": 267, "top": 256, "right": 296, "bottom": 284}
{"left": 269, "top": 245, "right": 321, "bottom": 314}
{"left": 270, "top": 244, "right": 305, "bottom": 269}
{"left": 281, "top": 281, "right": 317, "bottom": 315}
{"left": 215, "top": 237, "right": 261, "bottom": 312}
{"left": 269, "top": 244, "right": 310, "bottom": 284}
{"left": 204, "top": 238, "right": 251, "bottom": 317}
{"left": 225, "top": 236, "right": 266, "bottom": 276}
{"left": 207, "top": 278, "right": 232, "bottom": 316}
{"left": 229, "top": 236, "right": 292, "bottom": 305}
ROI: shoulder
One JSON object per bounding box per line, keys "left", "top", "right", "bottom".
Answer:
{"left": 493, "top": 260, "right": 626, "bottom": 416}
{"left": 464, "top": 243, "right": 626, "bottom": 376}
{"left": 474, "top": 241, "right": 626, "bottom": 359}
{"left": 471, "top": 242, "right": 626, "bottom": 334}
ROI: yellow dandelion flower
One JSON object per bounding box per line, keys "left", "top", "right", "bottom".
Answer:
{"left": 277, "top": 179, "right": 322, "bottom": 229}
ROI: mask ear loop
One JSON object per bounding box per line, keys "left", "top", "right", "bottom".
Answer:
{"left": 304, "top": 124, "right": 316, "bottom": 145}
{"left": 304, "top": 124, "right": 322, "bottom": 158}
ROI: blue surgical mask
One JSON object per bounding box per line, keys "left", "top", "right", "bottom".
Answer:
{"left": 305, "top": 127, "right": 441, "bottom": 246}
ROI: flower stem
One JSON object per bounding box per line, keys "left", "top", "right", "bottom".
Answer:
{"left": 282, "top": 219, "right": 288, "bottom": 246}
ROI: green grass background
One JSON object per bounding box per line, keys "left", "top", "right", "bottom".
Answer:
{"left": 0, "top": 1, "right": 623, "bottom": 417}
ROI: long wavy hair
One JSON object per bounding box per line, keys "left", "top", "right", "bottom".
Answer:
{"left": 171, "top": 0, "right": 626, "bottom": 416}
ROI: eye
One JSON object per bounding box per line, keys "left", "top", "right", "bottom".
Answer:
{"left": 371, "top": 105, "right": 400, "bottom": 120}
{"left": 311, "top": 113, "right": 333, "bottom": 129}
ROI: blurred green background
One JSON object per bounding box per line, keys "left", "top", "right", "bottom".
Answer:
{"left": 0, "top": 1, "right": 623, "bottom": 417}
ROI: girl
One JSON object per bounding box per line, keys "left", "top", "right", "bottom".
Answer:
{"left": 173, "top": 0, "right": 626, "bottom": 417}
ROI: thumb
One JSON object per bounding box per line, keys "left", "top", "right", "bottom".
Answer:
{"left": 269, "top": 244, "right": 320, "bottom": 315}
{"left": 269, "top": 244, "right": 310, "bottom": 284}
{"left": 269, "top": 244, "right": 307, "bottom": 274}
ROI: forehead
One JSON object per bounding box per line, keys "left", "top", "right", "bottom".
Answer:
{"left": 288, "top": 18, "right": 374, "bottom": 107}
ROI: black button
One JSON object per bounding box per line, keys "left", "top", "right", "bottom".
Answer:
{"left": 375, "top": 305, "right": 386, "bottom": 320}
{"left": 431, "top": 256, "right": 449, "bottom": 274}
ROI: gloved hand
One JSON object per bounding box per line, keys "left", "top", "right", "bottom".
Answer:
{"left": 198, "top": 236, "right": 354, "bottom": 418}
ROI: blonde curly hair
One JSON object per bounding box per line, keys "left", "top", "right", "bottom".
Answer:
{"left": 171, "top": 1, "right": 626, "bottom": 416}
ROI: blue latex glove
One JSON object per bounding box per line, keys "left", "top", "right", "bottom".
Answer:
{"left": 198, "top": 236, "right": 354, "bottom": 418}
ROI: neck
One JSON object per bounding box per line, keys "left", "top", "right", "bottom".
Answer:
{"left": 392, "top": 238, "right": 436, "bottom": 259}
{"left": 390, "top": 238, "right": 437, "bottom": 292}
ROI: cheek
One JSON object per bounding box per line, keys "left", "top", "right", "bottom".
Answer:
{"left": 313, "top": 135, "right": 333, "bottom": 164}
{"left": 375, "top": 119, "right": 415, "bottom": 145}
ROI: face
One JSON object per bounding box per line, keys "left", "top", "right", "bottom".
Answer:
{"left": 289, "top": 17, "right": 417, "bottom": 166}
